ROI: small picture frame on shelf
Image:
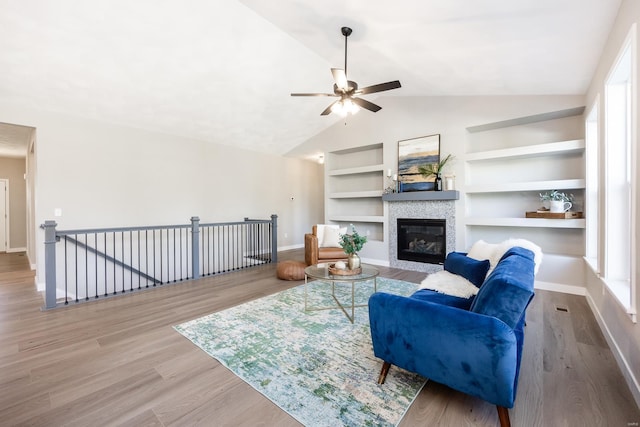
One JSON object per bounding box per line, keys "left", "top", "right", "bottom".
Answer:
{"left": 398, "top": 134, "right": 440, "bottom": 192}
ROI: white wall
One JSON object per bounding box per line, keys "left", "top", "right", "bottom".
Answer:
{"left": 584, "top": 0, "right": 640, "bottom": 406}
{"left": 0, "top": 103, "right": 324, "bottom": 287}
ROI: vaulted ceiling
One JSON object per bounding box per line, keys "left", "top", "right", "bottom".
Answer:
{"left": 0, "top": 0, "right": 622, "bottom": 158}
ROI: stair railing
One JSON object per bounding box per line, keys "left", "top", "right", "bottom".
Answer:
{"left": 41, "top": 215, "right": 277, "bottom": 309}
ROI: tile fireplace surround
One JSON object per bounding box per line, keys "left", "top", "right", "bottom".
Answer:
{"left": 385, "top": 191, "right": 458, "bottom": 274}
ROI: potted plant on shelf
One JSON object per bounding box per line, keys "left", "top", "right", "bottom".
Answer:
{"left": 339, "top": 225, "right": 368, "bottom": 270}
{"left": 418, "top": 154, "right": 454, "bottom": 191}
{"left": 539, "top": 190, "right": 574, "bottom": 213}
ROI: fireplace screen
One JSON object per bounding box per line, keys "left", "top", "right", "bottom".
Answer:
{"left": 397, "top": 218, "right": 446, "bottom": 264}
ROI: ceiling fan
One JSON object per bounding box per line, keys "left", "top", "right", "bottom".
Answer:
{"left": 291, "top": 26, "right": 401, "bottom": 116}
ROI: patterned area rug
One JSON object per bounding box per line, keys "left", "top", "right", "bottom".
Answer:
{"left": 174, "top": 277, "right": 426, "bottom": 427}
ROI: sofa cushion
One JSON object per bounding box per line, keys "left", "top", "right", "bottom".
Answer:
{"left": 470, "top": 247, "right": 535, "bottom": 329}
{"left": 318, "top": 247, "right": 347, "bottom": 260}
{"left": 444, "top": 252, "right": 490, "bottom": 288}
{"left": 410, "top": 289, "right": 474, "bottom": 310}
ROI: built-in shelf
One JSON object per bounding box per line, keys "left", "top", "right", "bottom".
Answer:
{"left": 466, "top": 179, "right": 585, "bottom": 194}
{"left": 382, "top": 191, "right": 459, "bottom": 202}
{"left": 465, "top": 140, "right": 585, "bottom": 162}
{"left": 328, "top": 164, "right": 384, "bottom": 176}
{"left": 464, "top": 217, "right": 585, "bottom": 229}
{"left": 329, "top": 190, "right": 383, "bottom": 199}
{"left": 328, "top": 215, "right": 385, "bottom": 223}
{"left": 466, "top": 107, "right": 585, "bottom": 133}
{"left": 463, "top": 108, "right": 586, "bottom": 287}
{"left": 326, "top": 144, "right": 386, "bottom": 248}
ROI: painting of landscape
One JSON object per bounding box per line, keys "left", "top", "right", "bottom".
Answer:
{"left": 398, "top": 134, "right": 440, "bottom": 191}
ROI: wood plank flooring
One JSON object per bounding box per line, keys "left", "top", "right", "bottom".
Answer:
{"left": 0, "top": 250, "right": 638, "bottom": 426}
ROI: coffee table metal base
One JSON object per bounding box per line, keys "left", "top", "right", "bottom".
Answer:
{"left": 304, "top": 275, "right": 377, "bottom": 324}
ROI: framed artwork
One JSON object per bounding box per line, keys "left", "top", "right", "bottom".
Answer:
{"left": 398, "top": 134, "right": 440, "bottom": 192}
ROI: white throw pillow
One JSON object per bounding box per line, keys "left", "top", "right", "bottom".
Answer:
{"left": 321, "top": 227, "right": 341, "bottom": 248}
{"left": 467, "top": 238, "right": 543, "bottom": 276}
{"left": 318, "top": 225, "right": 347, "bottom": 248}
{"left": 419, "top": 270, "right": 479, "bottom": 299}
{"left": 316, "top": 224, "right": 337, "bottom": 246}
{"left": 467, "top": 240, "right": 503, "bottom": 273}
{"left": 497, "top": 238, "right": 543, "bottom": 275}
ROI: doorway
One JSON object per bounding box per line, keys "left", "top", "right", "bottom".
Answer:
{"left": 0, "top": 179, "right": 6, "bottom": 252}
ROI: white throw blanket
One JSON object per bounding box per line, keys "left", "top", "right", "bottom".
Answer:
{"left": 419, "top": 270, "right": 479, "bottom": 299}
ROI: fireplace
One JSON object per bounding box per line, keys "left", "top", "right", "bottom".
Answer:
{"left": 397, "top": 218, "right": 446, "bottom": 265}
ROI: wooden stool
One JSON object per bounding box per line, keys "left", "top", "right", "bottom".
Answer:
{"left": 277, "top": 260, "right": 306, "bottom": 281}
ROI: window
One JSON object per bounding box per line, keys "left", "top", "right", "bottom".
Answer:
{"left": 585, "top": 100, "right": 599, "bottom": 272}
{"left": 603, "top": 24, "right": 637, "bottom": 320}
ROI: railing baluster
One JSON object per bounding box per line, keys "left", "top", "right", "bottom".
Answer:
{"left": 120, "top": 231, "right": 124, "bottom": 293}
{"left": 130, "top": 230, "right": 133, "bottom": 291}
{"left": 75, "top": 234, "right": 80, "bottom": 301}
{"left": 64, "top": 236, "right": 69, "bottom": 304}
{"left": 94, "top": 233, "right": 98, "bottom": 298}
{"left": 179, "top": 228, "right": 183, "bottom": 281}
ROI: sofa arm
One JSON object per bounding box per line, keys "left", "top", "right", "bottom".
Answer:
{"left": 369, "top": 292, "right": 519, "bottom": 408}
{"left": 304, "top": 233, "right": 318, "bottom": 265}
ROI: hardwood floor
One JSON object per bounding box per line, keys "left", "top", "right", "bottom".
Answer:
{"left": 0, "top": 250, "right": 638, "bottom": 426}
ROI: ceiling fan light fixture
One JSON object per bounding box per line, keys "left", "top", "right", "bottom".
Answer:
{"left": 344, "top": 98, "right": 359, "bottom": 115}
{"left": 331, "top": 99, "right": 359, "bottom": 116}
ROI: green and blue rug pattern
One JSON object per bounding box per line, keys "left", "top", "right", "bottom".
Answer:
{"left": 174, "top": 277, "right": 425, "bottom": 427}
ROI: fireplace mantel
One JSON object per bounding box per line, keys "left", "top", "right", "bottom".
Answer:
{"left": 382, "top": 191, "right": 459, "bottom": 202}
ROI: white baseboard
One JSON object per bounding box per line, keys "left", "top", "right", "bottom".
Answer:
{"left": 278, "top": 244, "right": 304, "bottom": 252}
{"left": 534, "top": 280, "right": 587, "bottom": 296}
{"left": 361, "top": 258, "right": 390, "bottom": 267}
{"left": 7, "top": 247, "right": 27, "bottom": 253}
{"left": 585, "top": 291, "right": 640, "bottom": 408}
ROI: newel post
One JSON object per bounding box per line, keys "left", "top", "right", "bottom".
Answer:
{"left": 191, "top": 216, "right": 200, "bottom": 280}
{"left": 42, "top": 220, "right": 58, "bottom": 310}
{"left": 271, "top": 214, "right": 278, "bottom": 264}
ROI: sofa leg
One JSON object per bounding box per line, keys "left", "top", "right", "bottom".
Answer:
{"left": 496, "top": 406, "right": 511, "bottom": 427}
{"left": 378, "top": 362, "right": 391, "bottom": 384}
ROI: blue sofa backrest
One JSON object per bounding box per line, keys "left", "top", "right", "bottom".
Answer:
{"left": 469, "top": 246, "right": 536, "bottom": 329}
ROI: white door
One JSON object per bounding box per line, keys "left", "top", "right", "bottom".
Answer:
{"left": 0, "top": 180, "right": 6, "bottom": 252}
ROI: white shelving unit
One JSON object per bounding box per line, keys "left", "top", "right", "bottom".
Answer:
{"left": 325, "top": 143, "right": 385, "bottom": 242}
{"left": 464, "top": 107, "right": 586, "bottom": 260}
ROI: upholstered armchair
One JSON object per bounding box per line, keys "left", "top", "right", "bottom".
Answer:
{"left": 304, "top": 224, "right": 348, "bottom": 266}
{"left": 369, "top": 247, "right": 537, "bottom": 427}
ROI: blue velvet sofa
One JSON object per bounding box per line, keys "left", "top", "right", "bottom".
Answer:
{"left": 369, "top": 246, "right": 536, "bottom": 427}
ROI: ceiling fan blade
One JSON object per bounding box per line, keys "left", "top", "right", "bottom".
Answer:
{"left": 320, "top": 99, "right": 341, "bottom": 116}
{"left": 331, "top": 68, "right": 348, "bottom": 91}
{"left": 352, "top": 97, "right": 382, "bottom": 112}
{"left": 356, "top": 80, "right": 402, "bottom": 95}
{"left": 291, "top": 93, "right": 337, "bottom": 97}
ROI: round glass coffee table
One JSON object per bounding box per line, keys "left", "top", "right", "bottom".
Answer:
{"left": 304, "top": 264, "right": 380, "bottom": 323}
